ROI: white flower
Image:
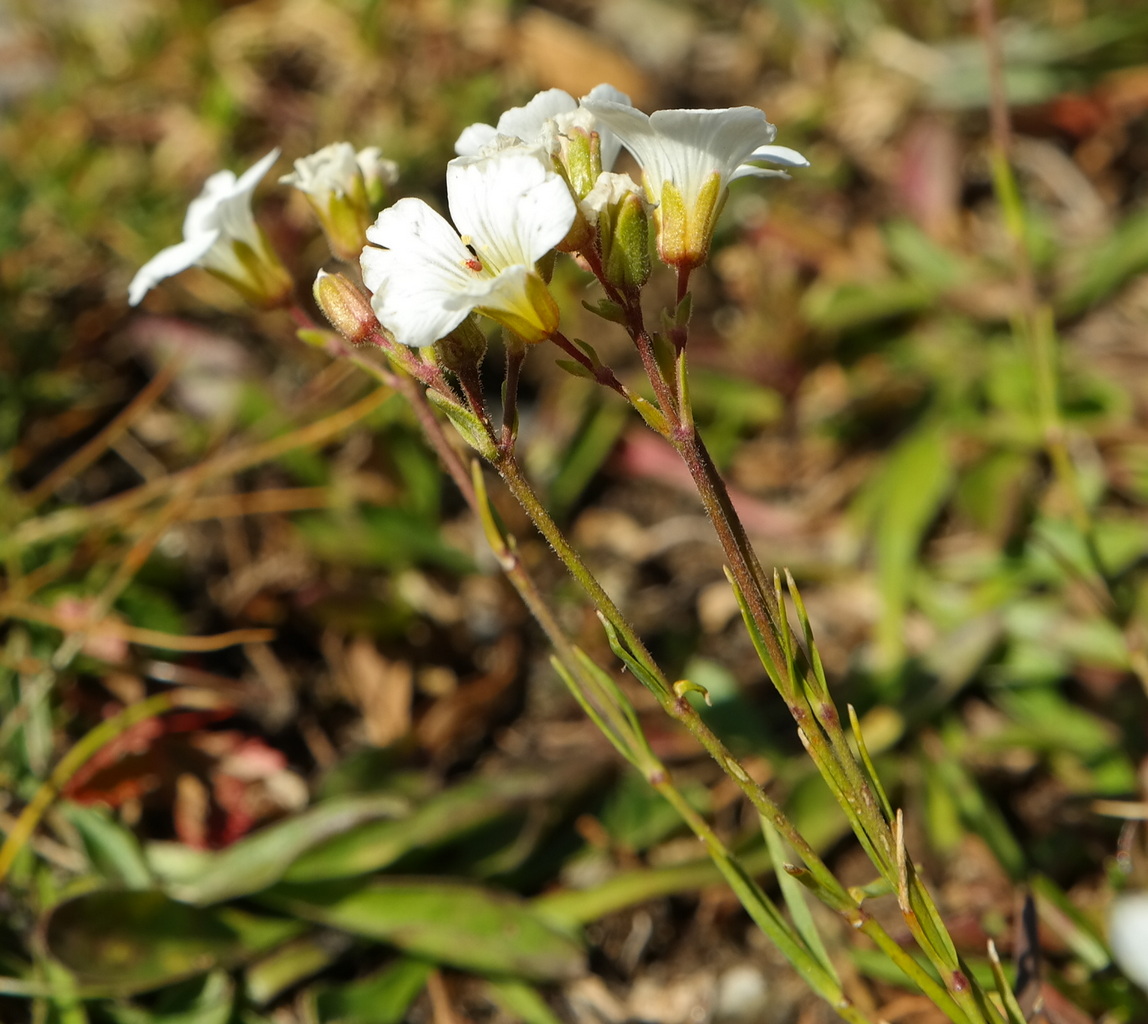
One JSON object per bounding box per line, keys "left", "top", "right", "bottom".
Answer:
{"left": 579, "top": 100, "right": 808, "bottom": 270}
{"left": 281, "top": 143, "right": 397, "bottom": 201}
{"left": 281, "top": 143, "right": 398, "bottom": 261}
{"left": 1110, "top": 892, "right": 1148, "bottom": 992}
{"left": 456, "top": 84, "right": 632, "bottom": 199}
{"left": 129, "top": 149, "right": 291, "bottom": 308}
{"left": 360, "top": 148, "right": 576, "bottom": 348}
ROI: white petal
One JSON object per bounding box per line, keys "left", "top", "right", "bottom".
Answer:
{"left": 581, "top": 171, "right": 643, "bottom": 216}
{"left": 361, "top": 246, "right": 475, "bottom": 348}
{"left": 446, "top": 151, "right": 575, "bottom": 272}
{"left": 744, "top": 144, "right": 809, "bottom": 168}
{"left": 578, "top": 100, "right": 675, "bottom": 195}
{"left": 365, "top": 198, "right": 475, "bottom": 275}
{"left": 578, "top": 101, "right": 654, "bottom": 155}
{"left": 584, "top": 101, "right": 784, "bottom": 197}
{"left": 128, "top": 231, "right": 220, "bottom": 306}
{"left": 234, "top": 148, "right": 282, "bottom": 193}
{"left": 648, "top": 107, "right": 777, "bottom": 179}
{"left": 361, "top": 198, "right": 483, "bottom": 348}
{"left": 280, "top": 142, "right": 358, "bottom": 196}
{"left": 357, "top": 146, "right": 399, "bottom": 186}
{"left": 455, "top": 122, "right": 499, "bottom": 157}
{"left": 183, "top": 169, "right": 240, "bottom": 238}
{"left": 582, "top": 83, "right": 632, "bottom": 107}
{"left": 496, "top": 88, "right": 577, "bottom": 141}
{"left": 465, "top": 263, "right": 541, "bottom": 324}
{"left": 1111, "top": 893, "right": 1148, "bottom": 992}
{"left": 579, "top": 85, "right": 633, "bottom": 172}
{"left": 184, "top": 148, "right": 280, "bottom": 248}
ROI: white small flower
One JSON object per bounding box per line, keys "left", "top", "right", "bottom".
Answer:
{"left": 360, "top": 148, "right": 576, "bottom": 348}
{"left": 281, "top": 143, "right": 398, "bottom": 261}
{"left": 281, "top": 143, "right": 398, "bottom": 201}
{"left": 1110, "top": 891, "right": 1148, "bottom": 992}
{"left": 579, "top": 100, "right": 808, "bottom": 270}
{"left": 456, "top": 84, "right": 632, "bottom": 199}
{"left": 129, "top": 149, "right": 291, "bottom": 308}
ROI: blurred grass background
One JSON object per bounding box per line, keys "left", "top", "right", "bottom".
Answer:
{"left": 2, "top": 0, "right": 1148, "bottom": 1021}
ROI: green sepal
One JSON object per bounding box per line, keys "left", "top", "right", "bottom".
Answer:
{"left": 629, "top": 394, "right": 670, "bottom": 437}
{"left": 425, "top": 389, "right": 497, "bottom": 460}
{"left": 674, "top": 290, "right": 692, "bottom": 328}
{"left": 582, "top": 298, "right": 627, "bottom": 325}
{"left": 672, "top": 678, "right": 711, "bottom": 706}
{"left": 555, "top": 359, "right": 595, "bottom": 381}
{"left": 598, "top": 614, "right": 669, "bottom": 698}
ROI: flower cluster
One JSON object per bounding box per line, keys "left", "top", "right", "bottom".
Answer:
{"left": 130, "top": 86, "right": 807, "bottom": 352}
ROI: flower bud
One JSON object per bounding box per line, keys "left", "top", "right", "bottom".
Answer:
{"left": 546, "top": 112, "right": 602, "bottom": 200}
{"left": 584, "top": 172, "right": 651, "bottom": 295}
{"left": 313, "top": 269, "right": 378, "bottom": 345}
{"left": 357, "top": 146, "right": 399, "bottom": 207}
{"left": 545, "top": 112, "right": 603, "bottom": 254}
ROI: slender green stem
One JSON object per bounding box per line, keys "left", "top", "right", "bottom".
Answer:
{"left": 651, "top": 778, "right": 872, "bottom": 1023}
{"left": 491, "top": 441, "right": 980, "bottom": 1020}
{"left": 550, "top": 330, "right": 628, "bottom": 396}
{"left": 493, "top": 452, "right": 669, "bottom": 695}
{"left": 590, "top": 267, "right": 1004, "bottom": 1020}
{"left": 326, "top": 308, "right": 988, "bottom": 1023}
{"left": 665, "top": 403, "right": 999, "bottom": 1022}
{"left": 500, "top": 342, "right": 525, "bottom": 453}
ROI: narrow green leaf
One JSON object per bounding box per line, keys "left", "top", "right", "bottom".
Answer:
{"left": 312, "top": 959, "right": 433, "bottom": 1024}
{"left": 245, "top": 934, "right": 350, "bottom": 1006}
{"left": 42, "top": 891, "right": 284, "bottom": 996}
{"left": 723, "top": 568, "right": 786, "bottom": 695}
{"left": 425, "top": 388, "right": 497, "bottom": 459}
{"left": 105, "top": 971, "right": 235, "bottom": 1024}
{"left": 847, "top": 706, "right": 895, "bottom": 823}
{"left": 1030, "top": 874, "right": 1111, "bottom": 971}
{"left": 285, "top": 771, "right": 600, "bottom": 883}
{"left": 554, "top": 358, "right": 594, "bottom": 380}
{"left": 598, "top": 616, "right": 668, "bottom": 698}
{"left": 986, "top": 941, "right": 1028, "bottom": 1024}
{"left": 59, "top": 802, "right": 153, "bottom": 889}
{"left": 581, "top": 298, "right": 626, "bottom": 324}
{"left": 152, "top": 794, "right": 408, "bottom": 905}
{"left": 761, "top": 818, "right": 838, "bottom": 983}
{"left": 485, "top": 978, "right": 565, "bottom": 1024}
{"left": 261, "top": 879, "right": 585, "bottom": 982}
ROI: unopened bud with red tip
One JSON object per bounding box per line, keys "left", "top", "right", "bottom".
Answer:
{"left": 313, "top": 269, "right": 379, "bottom": 346}
{"left": 584, "top": 172, "right": 651, "bottom": 296}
